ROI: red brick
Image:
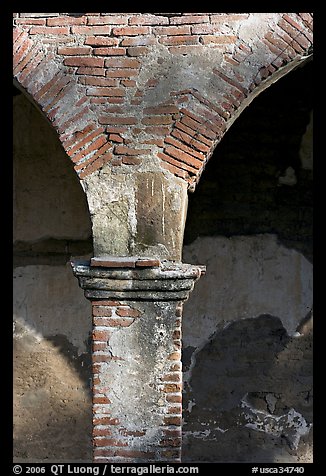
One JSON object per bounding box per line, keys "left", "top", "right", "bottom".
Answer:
{"left": 93, "top": 342, "right": 108, "bottom": 352}
{"left": 57, "top": 106, "right": 89, "bottom": 134}
{"left": 109, "top": 134, "right": 124, "bottom": 143}
{"left": 191, "top": 24, "right": 217, "bottom": 34}
{"left": 160, "top": 438, "right": 182, "bottom": 446}
{"left": 106, "top": 126, "right": 128, "bottom": 134}
{"left": 72, "top": 25, "right": 111, "bottom": 35}
{"left": 158, "top": 152, "right": 197, "bottom": 175}
{"left": 86, "top": 87, "right": 125, "bottom": 97}
{"left": 142, "top": 116, "right": 174, "bottom": 125}
{"left": 47, "top": 16, "right": 86, "bottom": 26}
{"left": 71, "top": 135, "right": 108, "bottom": 163}
{"left": 79, "top": 152, "right": 113, "bottom": 179}
{"left": 166, "top": 394, "right": 182, "bottom": 403}
{"left": 154, "top": 25, "right": 191, "bottom": 35}
{"left": 93, "top": 417, "right": 120, "bottom": 426}
{"left": 161, "top": 162, "right": 188, "bottom": 180}
{"left": 93, "top": 396, "right": 111, "bottom": 404}
{"left": 94, "top": 437, "right": 128, "bottom": 447}
{"left": 105, "top": 57, "right": 140, "bottom": 69}
{"left": 88, "top": 15, "right": 128, "bottom": 25}
{"left": 171, "top": 15, "right": 210, "bottom": 24}
{"left": 168, "top": 405, "right": 182, "bottom": 414}
{"left": 94, "top": 318, "right": 135, "bottom": 328}
{"left": 93, "top": 330, "right": 110, "bottom": 342}
{"left": 126, "top": 46, "right": 149, "bottom": 56}
{"left": 116, "top": 307, "right": 141, "bottom": 318}
{"left": 275, "top": 30, "right": 305, "bottom": 54}
{"left": 135, "top": 258, "right": 161, "bottom": 267}
{"left": 93, "top": 317, "right": 113, "bottom": 327}
{"left": 93, "top": 47, "right": 126, "bottom": 56}
{"left": 115, "top": 145, "right": 149, "bottom": 156}
{"left": 112, "top": 26, "right": 150, "bottom": 36}
{"left": 77, "top": 143, "right": 113, "bottom": 173}
{"left": 121, "top": 36, "right": 156, "bottom": 46}
{"left": 30, "top": 26, "right": 70, "bottom": 35}
{"left": 264, "top": 32, "right": 296, "bottom": 58}
{"left": 142, "top": 138, "right": 164, "bottom": 147}
{"left": 163, "top": 416, "right": 182, "bottom": 426}
{"left": 99, "top": 116, "right": 137, "bottom": 125}
{"left": 119, "top": 429, "right": 146, "bottom": 437}
{"left": 171, "top": 128, "right": 210, "bottom": 153}
{"left": 144, "top": 105, "right": 179, "bottom": 115}
{"left": 57, "top": 46, "right": 92, "bottom": 55}
{"left": 200, "top": 35, "right": 237, "bottom": 45}
{"left": 164, "top": 146, "right": 202, "bottom": 169}
{"left": 162, "top": 428, "right": 182, "bottom": 437}
{"left": 278, "top": 19, "right": 311, "bottom": 49}
{"left": 168, "top": 45, "right": 203, "bottom": 54}
{"left": 93, "top": 306, "right": 113, "bottom": 317}
{"left": 16, "top": 18, "right": 46, "bottom": 25}
{"left": 106, "top": 69, "right": 138, "bottom": 78}
{"left": 85, "top": 36, "right": 119, "bottom": 46}
{"left": 129, "top": 15, "right": 169, "bottom": 25}
{"left": 13, "top": 45, "right": 40, "bottom": 76}
{"left": 13, "top": 39, "right": 33, "bottom": 67}
{"left": 76, "top": 67, "right": 106, "bottom": 76}
{"left": 180, "top": 116, "right": 215, "bottom": 140}
{"left": 34, "top": 72, "right": 62, "bottom": 100}
{"left": 144, "top": 126, "right": 171, "bottom": 136}
{"left": 92, "top": 300, "right": 120, "bottom": 306}
{"left": 159, "top": 35, "right": 199, "bottom": 46}
{"left": 78, "top": 77, "right": 118, "bottom": 86}
{"left": 93, "top": 428, "right": 113, "bottom": 437}
{"left": 210, "top": 14, "right": 249, "bottom": 23}
{"left": 165, "top": 136, "right": 205, "bottom": 161}
{"left": 42, "top": 77, "right": 71, "bottom": 111}
{"left": 67, "top": 127, "right": 106, "bottom": 156}
{"left": 64, "top": 57, "right": 104, "bottom": 67}
{"left": 167, "top": 351, "right": 181, "bottom": 361}
{"left": 121, "top": 79, "right": 136, "bottom": 87}
{"left": 161, "top": 373, "right": 181, "bottom": 382}
{"left": 122, "top": 156, "right": 142, "bottom": 165}
{"left": 13, "top": 28, "right": 25, "bottom": 45}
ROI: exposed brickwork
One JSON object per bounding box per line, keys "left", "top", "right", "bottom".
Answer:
{"left": 90, "top": 298, "right": 183, "bottom": 462}
{"left": 13, "top": 13, "right": 313, "bottom": 188}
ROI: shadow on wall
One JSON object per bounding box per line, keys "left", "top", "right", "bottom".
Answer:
{"left": 13, "top": 86, "right": 93, "bottom": 461}
{"left": 13, "top": 332, "right": 92, "bottom": 462}
{"left": 182, "top": 315, "right": 313, "bottom": 463}
{"left": 181, "top": 62, "right": 313, "bottom": 463}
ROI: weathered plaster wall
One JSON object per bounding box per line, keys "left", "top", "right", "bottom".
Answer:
{"left": 13, "top": 89, "right": 93, "bottom": 461}
{"left": 182, "top": 62, "right": 313, "bottom": 462}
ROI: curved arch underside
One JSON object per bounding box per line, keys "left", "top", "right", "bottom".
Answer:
{"left": 13, "top": 13, "right": 313, "bottom": 189}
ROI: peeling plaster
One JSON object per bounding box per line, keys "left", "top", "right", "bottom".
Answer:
{"left": 241, "top": 393, "right": 312, "bottom": 450}
{"left": 182, "top": 234, "right": 313, "bottom": 348}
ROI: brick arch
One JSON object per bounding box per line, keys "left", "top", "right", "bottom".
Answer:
{"left": 13, "top": 13, "right": 313, "bottom": 188}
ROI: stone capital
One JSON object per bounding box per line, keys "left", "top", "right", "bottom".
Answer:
{"left": 71, "top": 258, "right": 205, "bottom": 301}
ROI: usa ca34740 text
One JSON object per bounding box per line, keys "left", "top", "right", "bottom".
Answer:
{"left": 257, "top": 468, "right": 304, "bottom": 474}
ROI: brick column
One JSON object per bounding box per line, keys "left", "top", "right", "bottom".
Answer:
{"left": 72, "top": 257, "right": 205, "bottom": 463}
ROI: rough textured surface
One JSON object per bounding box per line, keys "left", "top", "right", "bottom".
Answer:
{"left": 182, "top": 315, "right": 313, "bottom": 463}
{"left": 181, "top": 61, "right": 313, "bottom": 463}
{"left": 13, "top": 327, "right": 92, "bottom": 462}
{"left": 72, "top": 263, "right": 203, "bottom": 463}
{"left": 13, "top": 14, "right": 313, "bottom": 463}
{"left": 13, "top": 13, "right": 313, "bottom": 260}
{"left": 13, "top": 91, "right": 92, "bottom": 242}
{"left": 13, "top": 88, "right": 93, "bottom": 461}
